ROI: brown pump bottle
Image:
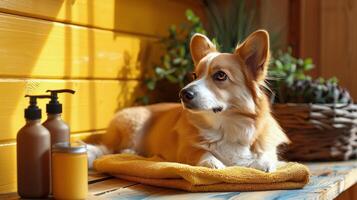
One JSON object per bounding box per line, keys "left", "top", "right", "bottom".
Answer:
{"left": 43, "top": 89, "right": 75, "bottom": 146}
{"left": 17, "top": 95, "right": 51, "bottom": 198}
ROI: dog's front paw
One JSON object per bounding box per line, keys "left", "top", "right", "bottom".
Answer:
{"left": 250, "top": 157, "right": 277, "bottom": 172}
{"left": 197, "top": 153, "right": 226, "bottom": 169}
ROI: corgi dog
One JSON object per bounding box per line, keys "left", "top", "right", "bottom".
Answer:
{"left": 88, "top": 30, "right": 289, "bottom": 172}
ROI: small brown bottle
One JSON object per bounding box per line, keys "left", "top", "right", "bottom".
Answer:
{"left": 43, "top": 89, "right": 75, "bottom": 146}
{"left": 17, "top": 95, "right": 51, "bottom": 198}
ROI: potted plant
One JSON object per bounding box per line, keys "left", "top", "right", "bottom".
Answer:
{"left": 269, "top": 50, "right": 356, "bottom": 161}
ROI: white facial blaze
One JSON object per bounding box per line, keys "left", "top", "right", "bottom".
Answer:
{"left": 182, "top": 52, "right": 226, "bottom": 112}
{"left": 183, "top": 51, "right": 256, "bottom": 114}
{"left": 183, "top": 76, "right": 225, "bottom": 111}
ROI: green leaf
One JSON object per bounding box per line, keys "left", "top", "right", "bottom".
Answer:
{"left": 179, "top": 46, "right": 186, "bottom": 57}
{"left": 186, "top": 9, "right": 194, "bottom": 20}
{"left": 169, "top": 25, "right": 176, "bottom": 36}
{"left": 304, "top": 63, "right": 314, "bottom": 71}
{"left": 155, "top": 67, "right": 166, "bottom": 78}
{"left": 173, "top": 58, "right": 181, "bottom": 65}
{"left": 328, "top": 76, "right": 338, "bottom": 84}
{"left": 317, "top": 77, "right": 325, "bottom": 84}
{"left": 166, "top": 74, "right": 178, "bottom": 83}
{"left": 145, "top": 79, "right": 156, "bottom": 91}
{"left": 186, "top": 9, "right": 199, "bottom": 23}
{"left": 304, "top": 58, "right": 313, "bottom": 65}
{"left": 297, "top": 58, "right": 304, "bottom": 66}
{"left": 164, "top": 55, "right": 174, "bottom": 69}
{"left": 274, "top": 60, "right": 283, "bottom": 70}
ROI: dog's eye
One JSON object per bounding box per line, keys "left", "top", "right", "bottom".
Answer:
{"left": 213, "top": 71, "right": 228, "bottom": 81}
{"left": 191, "top": 72, "right": 197, "bottom": 80}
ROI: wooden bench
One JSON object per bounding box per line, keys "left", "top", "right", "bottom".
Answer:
{"left": 2, "top": 160, "right": 356, "bottom": 200}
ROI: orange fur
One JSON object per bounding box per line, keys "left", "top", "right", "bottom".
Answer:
{"left": 90, "top": 30, "right": 289, "bottom": 172}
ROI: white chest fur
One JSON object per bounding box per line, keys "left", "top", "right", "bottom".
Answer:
{"left": 197, "top": 114, "right": 257, "bottom": 166}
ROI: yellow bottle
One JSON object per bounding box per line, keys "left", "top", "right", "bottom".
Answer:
{"left": 52, "top": 142, "right": 88, "bottom": 199}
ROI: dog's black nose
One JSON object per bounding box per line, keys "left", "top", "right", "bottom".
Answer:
{"left": 180, "top": 89, "right": 195, "bottom": 101}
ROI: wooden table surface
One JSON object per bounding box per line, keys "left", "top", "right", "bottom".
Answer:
{"left": 1, "top": 160, "right": 357, "bottom": 200}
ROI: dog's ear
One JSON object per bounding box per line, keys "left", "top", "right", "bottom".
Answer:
{"left": 190, "top": 33, "right": 217, "bottom": 66}
{"left": 235, "top": 30, "right": 270, "bottom": 82}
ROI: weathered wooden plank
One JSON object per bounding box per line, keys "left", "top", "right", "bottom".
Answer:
{"left": 89, "top": 179, "right": 136, "bottom": 195}
{"left": 1, "top": 160, "right": 357, "bottom": 198}
{"left": 0, "top": 79, "right": 140, "bottom": 141}
{"left": 88, "top": 170, "right": 112, "bottom": 183}
{"left": 234, "top": 161, "right": 357, "bottom": 200}
{"left": 98, "top": 184, "right": 241, "bottom": 200}
{"left": 0, "top": 192, "right": 104, "bottom": 200}
{"left": 0, "top": 0, "right": 203, "bottom": 37}
{"left": 0, "top": 13, "right": 161, "bottom": 79}
{"left": 90, "top": 160, "right": 357, "bottom": 200}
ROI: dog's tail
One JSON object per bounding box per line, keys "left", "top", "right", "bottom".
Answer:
{"left": 87, "top": 144, "right": 112, "bottom": 169}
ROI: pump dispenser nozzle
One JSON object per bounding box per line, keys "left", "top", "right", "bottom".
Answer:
{"left": 24, "top": 95, "right": 52, "bottom": 120}
{"left": 45, "top": 89, "right": 75, "bottom": 114}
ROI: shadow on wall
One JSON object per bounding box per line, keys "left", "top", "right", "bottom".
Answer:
{"left": 0, "top": 1, "right": 63, "bottom": 138}
{"left": 0, "top": 1, "right": 64, "bottom": 193}
{"left": 114, "top": 37, "right": 149, "bottom": 112}
{"left": 113, "top": 0, "right": 158, "bottom": 111}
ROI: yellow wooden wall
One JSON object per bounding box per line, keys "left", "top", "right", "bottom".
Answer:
{"left": 0, "top": 0, "right": 203, "bottom": 193}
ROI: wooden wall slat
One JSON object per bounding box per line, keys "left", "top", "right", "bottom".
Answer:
{"left": 293, "top": 0, "right": 357, "bottom": 98}
{"left": 0, "top": 0, "right": 202, "bottom": 37}
{"left": 320, "top": 0, "right": 357, "bottom": 98}
{"left": 259, "top": 0, "right": 289, "bottom": 50}
{"left": 0, "top": 79, "right": 140, "bottom": 141}
{"left": 0, "top": 13, "right": 161, "bottom": 80}
{"left": 299, "top": 0, "right": 321, "bottom": 78}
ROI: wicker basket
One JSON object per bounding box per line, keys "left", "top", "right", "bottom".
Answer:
{"left": 273, "top": 103, "right": 357, "bottom": 161}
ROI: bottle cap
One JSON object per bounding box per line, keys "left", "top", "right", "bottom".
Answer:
{"left": 52, "top": 141, "right": 87, "bottom": 154}
{"left": 46, "top": 89, "right": 75, "bottom": 114}
{"left": 24, "top": 95, "right": 52, "bottom": 120}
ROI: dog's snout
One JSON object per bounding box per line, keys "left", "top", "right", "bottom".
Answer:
{"left": 180, "top": 89, "right": 195, "bottom": 102}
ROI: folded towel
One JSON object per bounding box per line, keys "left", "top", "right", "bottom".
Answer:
{"left": 94, "top": 154, "right": 310, "bottom": 192}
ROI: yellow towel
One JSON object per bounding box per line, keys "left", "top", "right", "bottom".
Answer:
{"left": 94, "top": 154, "right": 310, "bottom": 192}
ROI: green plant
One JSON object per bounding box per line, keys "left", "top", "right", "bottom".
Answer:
{"left": 136, "top": 10, "right": 207, "bottom": 104}
{"left": 268, "top": 48, "right": 313, "bottom": 103}
{"left": 203, "top": 0, "right": 258, "bottom": 52}
{"left": 139, "top": 2, "right": 261, "bottom": 104}
{"left": 281, "top": 78, "right": 353, "bottom": 104}
{"left": 268, "top": 49, "right": 353, "bottom": 104}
